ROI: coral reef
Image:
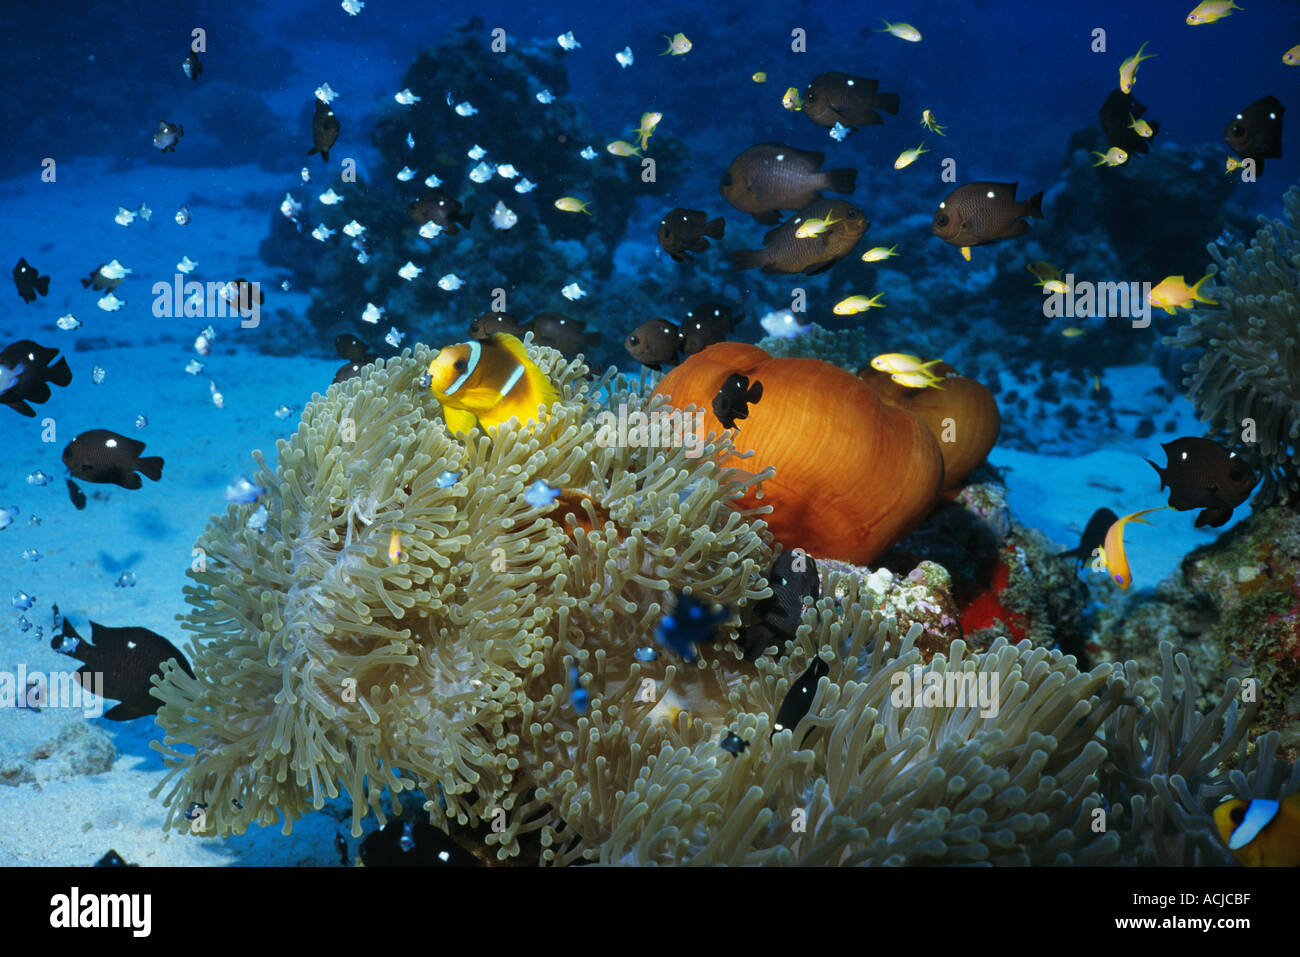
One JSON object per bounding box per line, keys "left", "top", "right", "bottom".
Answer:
{"left": 1165, "top": 183, "right": 1300, "bottom": 506}
{"left": 260, "top": 18, "right": 688, "bottom": 353}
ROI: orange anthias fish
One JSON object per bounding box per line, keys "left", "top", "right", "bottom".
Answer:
{"left": 1214, "top": 793, "right": 1300, "bottom": 866}
{"left": 1148, "top": 274, "right": 1216, "bottom": 314}
{"left": 425, "top": 332, "right": 558, "bottom": 433}
{"left": 1100, "top": 506, "right": 1169, "bottom": 589}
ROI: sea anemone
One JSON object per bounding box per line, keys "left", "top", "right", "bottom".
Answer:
{"left": 1165, "top": 182, "right": 1300, "bottom": 506}
{"left": 653, "top": 342, "right": 944, "bottom": 565}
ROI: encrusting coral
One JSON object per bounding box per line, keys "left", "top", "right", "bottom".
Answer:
{"left": 1166, "top": 182, "right": 1300, "bottom": 506}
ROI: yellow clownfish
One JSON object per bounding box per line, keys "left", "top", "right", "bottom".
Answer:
{"left": 425, "top": 333, "right": 559, "bottom": 434}
{"left": 1214, "top": 794, "right": 1300, "bottom": 866}
{"left": 387, "top": 530, "right": 404, "bottom": 564}
{"left": 1102, "top": 506, "right": 1168, "bottom": 589}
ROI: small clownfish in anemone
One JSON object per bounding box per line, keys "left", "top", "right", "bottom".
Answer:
{"left": 387, "top": 530, "right": 404, "bottom": 564}
{"left": 1100, "top": 506, "right": 1168, "bottom": 589}
{"left": 424, "top": 333, "right": 558, "bottom": 434}
{"left": 1213, "top": 794, "right": 1300, "bottom": 866}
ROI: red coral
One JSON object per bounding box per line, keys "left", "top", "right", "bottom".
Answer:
{"left": 958, "top": 559, "right": 1028, "bottom": 641}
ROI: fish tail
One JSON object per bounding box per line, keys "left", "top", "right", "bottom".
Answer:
{"left": 877, "top": 18, "right": 892, "bottom": 31}
{"left": 1025, "top": 191, "right": 1045, "bottom": 218}
{"left": 35, "top": 276, "right": 50, "bottom": 296}
{"left": 919, "top": 359, "right": 944, "bottom": 371}
{"left": 46, "top": 356, "right": 72, "bottom": 387}
{"left": 705, "top": 217, "right": 725, "bottom": 239}
{"left": 137, "top": 456, "right": 165, "bottom": 482}
{"left": 823, "top": 167, "right": 858, "bottom": 194}
{"left": 1190, "top": 273, "right": 1217, "bottom": 304}
{"left": 321, "top": 149, "right": 330, "bottom": 163}
{"left": 455, "top": 210, "right": 474, "bottom": 230}
{"left": 876, "top": 92, "right": 901, "bottom": 115}
{"left": 729, "top": 249, "right": 767, "bottom": 271}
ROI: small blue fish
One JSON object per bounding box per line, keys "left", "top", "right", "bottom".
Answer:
{"left": 719, "top": 730, "right": 749, "bottom": 756}
{"left": 634, "top": 646, "right": 659, "bottom": 662}
{"left": 829, "top": 122, "right": 850, "bottom": 142}
{"left": 524, "top": 479, "right": 561, "bottom": 508}
{"left": 224, "top": 475, "right": 265, "bottom": 504}
{"left": 11, "top": 591, "right": 35, "bottom": 611}
{"left": 0, "top": 506, "right": 18, "bottom": 530}
{"left": 655, "top": 593, "right": 729, "bottom": 663}
{"left": 435, "top": 470, "right": 462, "bottom": 489}
{"left": 569, "top": 665, "right": 589, "bottom": 714}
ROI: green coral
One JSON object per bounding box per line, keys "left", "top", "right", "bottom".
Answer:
{"left": 1165, "top": 182, "right": 1300, "bottom": 506}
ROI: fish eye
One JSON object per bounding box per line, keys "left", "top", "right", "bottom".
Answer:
{"left": 628, "top": 335, "right": 640, "bottom": 346}
{"left": 1231, "top": 122, "right": 1245, "bottom": 136}
{"left": 936, "top": 213, "right": 949, "bottom": 227}
{"left": 453, "top": 358, "right": 467, "bottom": 372}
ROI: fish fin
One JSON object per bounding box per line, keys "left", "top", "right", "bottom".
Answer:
{"left": 441, "top": 406, "right": 479, "bottom": 435}
{"left": 1190, "top": 274, "right": 1217, "bottom": 304}
{"left": 46, "top": 357, "right": 72, "bottom": 387}
{"left": 307, "top": 146, "right": 319, "bottom": 156}
{"left": 748, "top": 381, "right": 763, "bottom": 402}
{"left": 875, "top": 92, "right": 900, "bottom": 115}
{"left": 1194, "top": 507, "right": 1232, "bottom": 528}
{"left": 6, "top": 399, "right": 35, "bottom": 417}
{"left": 321, "top": 149, "right": 330, "bottom": 163}
{"left": 730, "top": 249, "right": 767, "bottom": 271}
{"left": 1145, "top": 458, "right": 1167, "bottom": 490}
{"left": 1147, "top": 119, "right": 1161, "bottom": 136}
{"left": 752, "top": 210, "right": 783, "bottom": 226}
{"left": 177, "top": 125, "right": 184, "bottom": 136}
{"left": 1025, "top": 191, "right": 1045, "bottom": 218}
{"left": 705, "top": 217, "right": 725, "bottom": 239}
{"left": 802, "top": 258, "right": 838, "bottom": 276}
{"left": 120, "top": 472, "right": 143, "bottom": 490}
{"left": 137, "top": 456, "right": 164, "bottom": 482}
{"left": 35, "top": 276, "right": 50, "bottom": 296}
{"left": 455, "top": 210, "right": 473, "bottom": 230}
{"left": 81, "top": 277, "right": 92, "bottom": 288}
{"left": 823, "top": 167, "right": 858, "bottom": 193}
{"left": 66, "top": 478, "right": 86, "bottom": 510}
{"left": 103, "top": 702, "right": 148, "bottom": 721}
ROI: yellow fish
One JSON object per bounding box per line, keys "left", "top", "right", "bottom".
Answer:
{"left": 794, "top": 213, "right": 841, "bottom": 239}
{"left": 1119, "top": 41, "right": 1156, "bottom": 94}
{"left": 833, "top": 294, "right": 884, "bottom": 315}
{"left": 1127, "top": 114, "right": 1154, "bottom": 137}
{"left": 1092, "top": 146, "right": 1128, "bottom": 167}
{"left": 606, "top": 140, "right": 642, "bottom": 157}
{"left": 425, "top": 332, "right": 559, "bottom": 434}
{"left": 861, "top": 245, "right": 899, "bottom": 262}
{"left": 1186, "top": 0, "right": 1242, "bottom": 25}
{"left": 920, "top": 109, "right": 947, "bottom": 135}
{"left": 1214, "top": 794, "right": 1300, "bottom": 867}
{"left": 1026, "top": 260, "right": 1062, "bottom": 281}
{"left": 1041, "top": 279, "right": 1070, "bottom": 294}
{"left": 1286, "top": 44, "right": 1300, "bottom": 66}
{"left": 387, "top": 530, "right": 404, "bottom": 564}
{"left": 1093, "top": 375, "right": 1101, "bottom": 392}
{"left": 782, "top": 86, "right": 803, "bottom": 111}
{"left": 893, "top": 142, "right": 929, "bottom": 169}
{"left": 1061, "top": 326, "right": 1085, "bottom": 338}
{"left": 661, "top": 32, "right": 692, "bottom": 55}
{"left": 752, "top": 71, "right": 767, "bottom": 83}
{"left": 870, "top": 353, "right": 942, "bottom": 376}
{"left": 632, "top": 112, "right": 662, "bottom": 151}
{"left": 1102, "top": 506, "right": 1168, "bottom": 589}
{"left": 891, "top": 371, "right": 944, "bottom": 390}
{"left": 1225, "top": 156, "right": 1244, "bottom": 173}
{"left": 554, "top": 196, "right": 592, "bottom": 214}
{"left": 1147, "top": 273, "right": 1216, "bottom": 314}
{"left": 960, "top": 246, "right": 972, "bottom": 262}
{"left": 878, "top": 19, "right": 922, "bottom": 42}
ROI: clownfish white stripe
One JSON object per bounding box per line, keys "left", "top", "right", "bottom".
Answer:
{"left": 1229, "top": 799, "right": 1279, "bottom": 850}
{"left": 498, "top": 362, "right": 525, "bottom": 397}
{"left": 445, "top": 340, "right": 481, "bottom": 395}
